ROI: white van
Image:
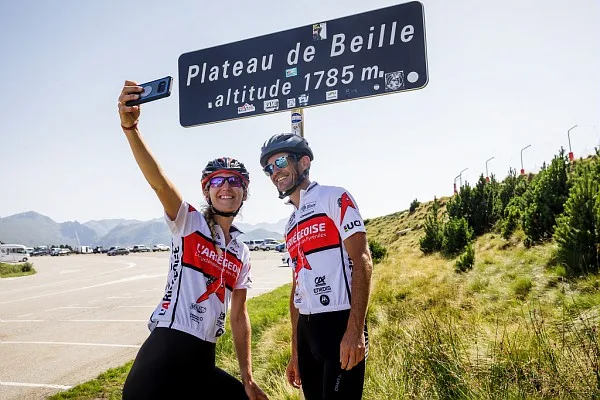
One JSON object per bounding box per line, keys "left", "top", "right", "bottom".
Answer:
{"left": 0, "top": 244, "right": 30, "bottom": 263}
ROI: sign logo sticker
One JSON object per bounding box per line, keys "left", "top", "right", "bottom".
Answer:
{"left": 325, "top": 90, "right": 338, "bottom": 101}
{"left": 385, "top": 71, "right": 405, "bottom": 91}
{"left": 286, "top": 67, "right": 298, "bottom": 77}
{"left": 312, "top": 22, "right": 327, "bottom": 41}
{"left": 264, "top": 99, "right": 279, "bottom": 112}
{"left": 237, "top": 103, "right": 255, "bottom": 114}
{"left": 298, "top": 94, "right": 309, "bottom": 106}
{"left": 287, "top": 98, "right": 296, "bottom": 108}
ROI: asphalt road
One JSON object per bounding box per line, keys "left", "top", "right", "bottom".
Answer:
{"left": 0, "top": 251, "right": 291, "bottom": 400}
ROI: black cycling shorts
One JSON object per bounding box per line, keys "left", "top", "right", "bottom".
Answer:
{"left": 122, "top": 327, "right": 248, "bottom": 399}
{"left": 297, "top": 309, "right": 368, "bottom": 400}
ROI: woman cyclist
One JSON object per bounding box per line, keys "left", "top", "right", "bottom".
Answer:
{"left": 118, "top": 80, "right": 268, "bottom": 400}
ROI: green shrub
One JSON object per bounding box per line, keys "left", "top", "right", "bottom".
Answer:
{"left": 501, "top": 204, "right": 520, "bottom": 239}
{"left": 455, "top": 244, "right": 475, "bottom": 272}
{"left": 419, "top": 197, "right": 443, "bottom": 254}
{"left": 369, "top": 240, "right": 388, "bottom": 264}
{"left": 521, "top": 149, "right": 571, "bottom": 244}
{"left": 442, "top": 217, "right": 473, "bottom": 256}
{"left": 554, "top": 164, "right": 600, "bottom": 276}
{"left": 409, "top": 198, "right": 420, "bottom": 213}
{"left": 512, "top": 277, "right": 533, "bottom": 300}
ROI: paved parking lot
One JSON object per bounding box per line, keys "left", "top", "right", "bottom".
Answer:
{"left": 0, "top": 251, "right": 290, "bottom": 400}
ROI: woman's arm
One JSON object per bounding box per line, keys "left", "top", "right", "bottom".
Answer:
{"left": 230, "top": 288, "right": 268, "bottom": 399}
{"left": 118, "top": 80, "right": 182, "bottom": 220}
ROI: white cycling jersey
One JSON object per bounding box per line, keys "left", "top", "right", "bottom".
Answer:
{"left": 148, "top": 201, "right": 252, "bottom": 343}
{"left": 285, "top": 182, "right": 366, "bottom": 315}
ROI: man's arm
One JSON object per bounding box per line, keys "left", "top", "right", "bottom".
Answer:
{"left": 230, "top": 289, "right": 268, "bottom": 399}
{"left": 286, "top": 276, "right": 301, "bottom": 388}
{"left": 118, "top": 81, "right": 182, "bottom": 221}
{"left": 340, "top": 231, "right": 373, "bottom": 370}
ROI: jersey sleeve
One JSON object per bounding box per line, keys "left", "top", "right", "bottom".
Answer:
{"left": 235, "top": 250, "right": 253, "bottom": 289}
{"left": 164, "top": 201, "right": 205, "bottom": 237}
{"left": 328, "top": 187, "right": 366, "bottom": 241}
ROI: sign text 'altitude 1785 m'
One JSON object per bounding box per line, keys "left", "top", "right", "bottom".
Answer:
{"left": 178, "top": 1, "right": 428, "bottom": 127}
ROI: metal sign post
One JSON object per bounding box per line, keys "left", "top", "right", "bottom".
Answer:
{"left": 291, "top": 108, "right": 304, "bottom": 137}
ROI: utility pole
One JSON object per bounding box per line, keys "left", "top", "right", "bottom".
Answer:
{"left": 520, "top": 145, "right": 531, "bottom": 175}
{"left": 485, "top": 156, "right": 494, "bottom": 182}
{"left": 567, "top": 124, "right": 577, "bottom": 162}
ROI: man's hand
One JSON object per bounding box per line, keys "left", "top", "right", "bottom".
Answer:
{"left": 118, "top": 80, "right": 144, "bottom": 128}
{"left": 339, "top": 327, "right": 366, "bottom": 370}
{"left": 243, "top": 380, "right": 269, "bottom": 400}
{"left": 285, "top": 356, "right": 302, "bottom": 388}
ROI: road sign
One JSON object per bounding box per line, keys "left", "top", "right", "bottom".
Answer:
{"left": 178, "top": 1, "right": 428, "bottom": 127}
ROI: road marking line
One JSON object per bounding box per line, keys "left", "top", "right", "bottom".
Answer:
{"left": 45, "top": 306, "right": 101, "bottom": 311}
{"left": 0, "top": 319, "right": 44, "bottom": 322}
{"left": 118, "top": 305, "right": 156, "bottom": 308}
{"left": 0, "top": 381, "right": 72, "bottom": 390}
{"left": 17, "top": 313, "right": 34, "bottom": 317}
{"left": 65, "top": 319, "right": 147, "bottom": 322}
{"left": 1, "top": 319, "right": 145, "bottom": 322}
{"left": 106, "top": 296, "right": 138, "bottom": 299}
{"left": 0, "top": 340, "right": 141, "bottom": 348}
{"left": 0, "top": 272, "right": 165, "bottom": 305}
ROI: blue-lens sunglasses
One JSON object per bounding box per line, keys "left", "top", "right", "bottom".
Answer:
{"left": 263, "top": 154, "right": 296, "bottom": 176}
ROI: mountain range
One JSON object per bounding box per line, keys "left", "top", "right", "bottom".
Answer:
{"left": 0, "top": 211, "right": 286, "bottom": 247}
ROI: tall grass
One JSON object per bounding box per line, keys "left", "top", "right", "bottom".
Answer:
{"left": 47, "top": 201, "right": 600, "bottom": 399}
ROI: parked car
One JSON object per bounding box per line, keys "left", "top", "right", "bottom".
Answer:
{"left": 32, "top": 248, "right": 51, "bottom": 256}
{"left": 51, "top": 248, "right": 70, "bottom": 256}
{"left": 131, "top": 245, "right": 151, "bottom": 253}
{"left": 152, "top": 244, "right": 170, "bottom": 252}
{"left": 244, "top": 240, "right": 263, "bottom": 251}
{"left": 275, "top": 242, "right": 286, "bottom": 252}
{"left": 260, "top": 238, "right": 280, "bottom": 251}
{"left": 281, "top": 251, "right": 290, "bottom": 266}
{"left": 107, "top": 246, "right": 129, "bottom": 256}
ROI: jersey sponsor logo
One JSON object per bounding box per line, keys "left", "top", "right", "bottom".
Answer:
{"left": 190, "top": 303, "right": 206, "bottom": 313}
{"left": 343, "top": 220, "right": 362, "bottom": 232}
{"left": 300, "top": 201, "right": 316, "bottom": 212}
{"left": 285, "top": 214, "right": 340, "bottom": 254}
{"left": 313, "top": 275, "right": 331, "bottom": 295}
{"left": 181, "top": 232, "right": 243, "bottom": 303}
{"left": 159, "top": 245, "right": 181, "bottom": 316}
{"left": 338, "top": 192, "right": 357, "bottom": 224}
{"left": 320, "top": 294, "right": 330, "bottom": 306}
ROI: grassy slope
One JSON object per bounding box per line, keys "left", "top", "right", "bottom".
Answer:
{"left": 48, "top": 199, "right": 600, "bottom": 399}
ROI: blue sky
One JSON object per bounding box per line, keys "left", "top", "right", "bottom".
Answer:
{"left": 0, "top": 0, "right": 598, "bottom": 225}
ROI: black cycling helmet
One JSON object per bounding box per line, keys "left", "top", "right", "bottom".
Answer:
{"left": 201, "top": 157, "right": 249, "bottom": 218}
{"left": 201, "top": 157, "right": 250, "bottom": 188}
{"left": 260, "top": 133, "right": 314, "bottom": 167}
{"left": 260, "top": 134, "right": 314, "bottom": 199}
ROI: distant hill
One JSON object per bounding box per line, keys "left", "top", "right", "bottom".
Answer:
{"left": 237, "top": 228, "right": 284, "bottom": 242}
{"left": 0, "top": 211, "right": 285, "bottom": 247}
{"left": 83, "top": 219, "right": 141, "bottom": 238}
{"left": 0, "top": 211, "right": 97, "bottom": 247}
{"left": 236, "top": 218, "right": 287, "bottom": 236}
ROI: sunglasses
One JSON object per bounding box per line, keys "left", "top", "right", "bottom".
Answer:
{"left": 209, "top": 176, "right": 244, "bottom": 188}
{"left": 263, "top": 154, "right": 296, "bottom": 176}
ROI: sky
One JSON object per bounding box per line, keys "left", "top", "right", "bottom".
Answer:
{"left": 0, "top": 0, "right": 598, "bottom": 225}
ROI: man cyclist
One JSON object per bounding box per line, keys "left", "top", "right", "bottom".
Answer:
{"left": 260, "top": 133, "right": 373, "bottom": 399}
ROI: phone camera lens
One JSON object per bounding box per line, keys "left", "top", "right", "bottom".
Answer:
{"left": 158, "top": 81, "right": 166, "bottom": 93}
